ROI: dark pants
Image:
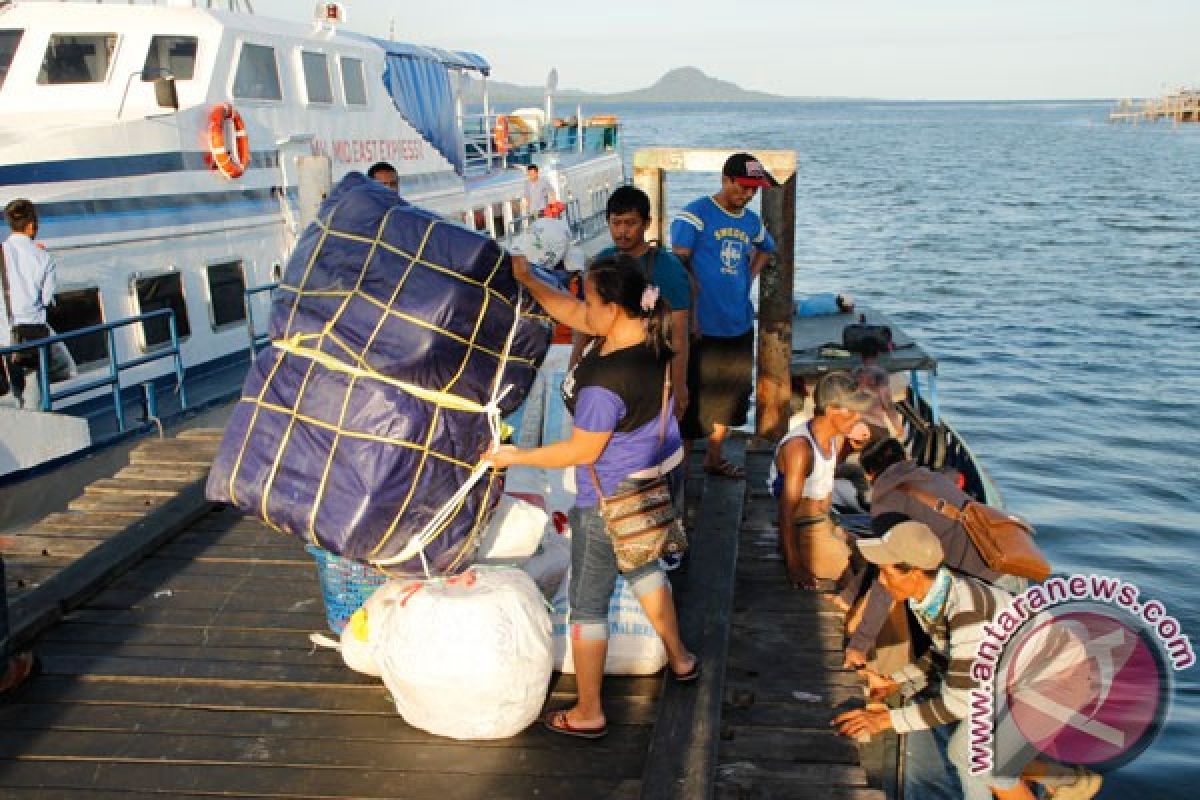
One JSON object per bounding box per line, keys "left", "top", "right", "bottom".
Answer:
{"left": 5, "top": 324, "right": 50, "bottom": 401}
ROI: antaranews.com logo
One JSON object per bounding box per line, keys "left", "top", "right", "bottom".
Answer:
{"left": 968, "top": 574, "right": 1194, "bottom": 778}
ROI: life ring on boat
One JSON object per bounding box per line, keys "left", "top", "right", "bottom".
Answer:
{"left": 208, "top": 103, "right": 250, "bottom": 179}
{"left": 492, "top": 115, "right": 510, "bottom": 154}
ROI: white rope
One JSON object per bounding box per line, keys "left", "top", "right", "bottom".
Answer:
{"left": 370, "top": 291, "right": 526, "bottom": 571}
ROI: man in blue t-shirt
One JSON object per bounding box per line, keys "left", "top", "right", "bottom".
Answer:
{"left": 573, "top": 186, "right": 693, "bottom": 419}
{"left": 670, "top": 152, "right": 777, "bottom": 480}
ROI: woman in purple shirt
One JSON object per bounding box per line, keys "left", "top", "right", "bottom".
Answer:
{"left": 488, "top": 253, "right": 698, "bottom": 739}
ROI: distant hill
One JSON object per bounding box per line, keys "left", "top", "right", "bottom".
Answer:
{"left": 463, "top": 67, "right": 793, "bottom": 106}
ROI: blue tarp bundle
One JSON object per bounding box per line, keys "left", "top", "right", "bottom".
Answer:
{"left": 207, "top": 173, "right": 550, "bottom": 573}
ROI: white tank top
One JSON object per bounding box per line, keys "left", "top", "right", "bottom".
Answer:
{"left": 768, "top": 420, "right": 840, "bottom": 500}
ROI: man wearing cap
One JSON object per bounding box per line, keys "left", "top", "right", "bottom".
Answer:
{"left": 833, "top": 522, "right": 1099, "bottom": 800}
{"left": 669, "top": 152, "right": 776, "bottom": 480}
{"left": 768, "top": 372, "right": 873, "bottom": 590}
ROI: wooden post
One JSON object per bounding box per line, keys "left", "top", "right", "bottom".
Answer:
{"left": 756, "top": 169, "right": 797, "bottom": 443}
{"left": 632, "top": 165, "right": 668, "bottom": 246}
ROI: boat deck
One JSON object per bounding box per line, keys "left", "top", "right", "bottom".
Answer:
{"left": 1, "top": 431, "right": 886, "bottom": 799}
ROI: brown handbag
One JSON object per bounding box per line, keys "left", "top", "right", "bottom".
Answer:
{"left": 903, "top": 487, "right": 1051, "bottom": 582}
{"left": 588, "top": 365, "right": 688, "bottom": 572}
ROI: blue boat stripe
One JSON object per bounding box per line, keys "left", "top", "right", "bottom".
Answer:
{"left": 36, "top": 187, "right": 283, "bottom": 220}
{"left": 0, "top": 151, "right": 280, "bottom": 186}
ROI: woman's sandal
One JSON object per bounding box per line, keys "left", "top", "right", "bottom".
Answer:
{"left": 703, "top": 459, "right": 745, "bottom": 480}
{"left": 541, "top": 709, "right": 608, "bottom": 739}
{"left": 670, "top": 656, "right": 702, "bottom": 683}
{"left": 0, "top": 652, "right": 40, "bottom": 696}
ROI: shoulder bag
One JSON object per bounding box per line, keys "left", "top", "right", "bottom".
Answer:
{"left": 588, "top": 365, "right": 688, "bottom": 572}
{"left": 902, "top": 487, "right": 1051, "bottom": 582}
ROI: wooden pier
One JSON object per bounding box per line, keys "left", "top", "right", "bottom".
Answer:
{"left": 0, "top": 430, "right": 887, "bottom": 799}
{"left": 1109, "top": 89, "right": 1200, "bottom": 123}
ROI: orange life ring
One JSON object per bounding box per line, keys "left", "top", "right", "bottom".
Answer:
{"left": 492, "top": 115, "right": 510, "bottom": 154}
{"left": 208, "top": 103, "right": 250, "bottom": 179}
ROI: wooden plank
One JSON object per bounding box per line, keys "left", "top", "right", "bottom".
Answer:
{"left": 0, "top": 762, "right": 642, "bottom": 800}
{"left": 32, "top": 512, "right": 134, "bottom": 531}
{"left": 640, "top": 440, "right": 746, "bottom": 800}
{"left": 0, "top": 728, "right": 653, "bottom": 775}
{"left": 9, "top": 479, "right": 215, "bottom": 650}
{"left": 128, "top": 443, "right": 216, "bottom": 468}
{"left": 68, "top": 494, "right": 165, "bottom": 513}
{"left": 175, "top": 428, "right": 225, "bottom": 441}
{"left": 0, "top": 701, "right": 655, "bottom": 743}
{"left": 85, "top": 478, "right": 191, "bottom": 497}
{"left": 0, "top": 534, "right": 104, "bottom": 558}
{"left": 113, "top": 465, "right": 210, "bottom": 482}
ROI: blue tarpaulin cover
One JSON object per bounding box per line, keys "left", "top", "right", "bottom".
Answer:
{"left": 207, "top": 173, "right": 550, "bottom": 573}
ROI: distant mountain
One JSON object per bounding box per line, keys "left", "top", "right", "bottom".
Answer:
{"left": 463, "top": 67, "right": 792, "bottom": 107}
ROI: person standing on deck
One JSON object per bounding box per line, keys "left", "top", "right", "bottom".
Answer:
{"left": 523, "top": 165, "right": 557, "bottom": 217}
{"left": 366, "top": 161, "right": 399, "bottom": 192}
{"left": 489, "top": 252, "right": 698, "bottom": 739}
{"left": 575, "top": 186, "right": 692, "bottom": 420}
{"left": 670, "top": 152, "right": 776, "bottom": 480}
{"left": 1, "top": 198, "right": 57, "bottom": 408}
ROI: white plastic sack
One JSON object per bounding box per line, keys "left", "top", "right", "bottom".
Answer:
{"left": 477, "top": 493, "right": 549, "bottom": 562}
{"left": 552, "top": 575, "right": 668, "bottom": 676}
{"left": 370, "top": 567, "right": 553, "bottom": 740}
{"left": 519, "top": 529, "right": 571, "bottom": 600}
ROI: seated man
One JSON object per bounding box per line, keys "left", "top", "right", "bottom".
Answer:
{"left": 768, "top": 372, "right": 872, "bottom": 589}
{"left": 841, "top": 438, "right": 1025, "bottom": 669}
{"left": 833, "top": 522, "right": 1101, "bottom": 800}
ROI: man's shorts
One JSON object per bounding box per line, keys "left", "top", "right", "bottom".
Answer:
{"left": 680, "top": 329, "right": 754, "bottom": 440}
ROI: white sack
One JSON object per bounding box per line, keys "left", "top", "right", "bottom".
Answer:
{"left": 477, "top": 493, "right": 549, "bottom": 562}
{"left": 552, "top": 575, "right": 668, "bottom": 676}
{"left": 370, "top": 567, "right": 553, "bottom": 740}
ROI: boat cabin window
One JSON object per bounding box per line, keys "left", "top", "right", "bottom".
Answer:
{"left": 142, "top": 35, "right": 197, "bottom": 81}
{"left": 340, "top": 56, "right": 366, "bottom": 106}
{"left": 300, "top": 51, "right": 332, "bottom": 105}
{"left": 206, "top": 260, "right": 247, "bottom": 329}
{"left": 47, "top": 288, "right": 106, "bottom": 369}
{"left": 0, "top": 30, "right": 22, "bottom": 91}
{"left": 38, "top": 33, "right": 117, "bottom": 85}
{"left": 232, "top": 43, "right": 282, "bottom": 101}
{"left": 134, "top": 273, "right": 190, "bottom": 348}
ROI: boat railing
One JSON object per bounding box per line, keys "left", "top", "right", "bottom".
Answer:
{"left": 245, "top": 281, "right": 280, "bottom": 357}
{"left": 0, "top": 309, "right": 187, "bottom": 432}
{"left": 460, "top": 111, "right": 508, "bottom": 176}
{"left": 458, "top": 108, "right": 621, "bottom": 176}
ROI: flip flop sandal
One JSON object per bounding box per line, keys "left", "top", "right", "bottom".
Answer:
{"left": 703, "top": 460, "right": 744, "bottom": 480}
{"left": 670, "top": 656, "right": 702, "bottom": 683}
{"left": 541, "top": 709, "right": 607, "bottom": 739}
{"left": 0, "top": 652, "right": 40, "bottom": 696}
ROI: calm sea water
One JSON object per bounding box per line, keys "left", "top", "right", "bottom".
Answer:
{"left": 603, "top": 100, "right": 1199, "bottom": 796}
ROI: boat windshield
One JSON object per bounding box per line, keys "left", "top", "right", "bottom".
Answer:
{"left": 0, "top": 29, "right": 22, "bottom": 90}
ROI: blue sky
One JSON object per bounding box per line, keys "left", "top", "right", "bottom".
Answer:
{"left": 256, "top": 1, "right": 1197, "bottom": 100}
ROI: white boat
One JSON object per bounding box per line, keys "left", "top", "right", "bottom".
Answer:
{"left": 0, "top": 0, "right": 621, "bottom": 477}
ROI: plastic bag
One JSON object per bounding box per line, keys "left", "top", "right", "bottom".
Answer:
{"left": 477, "top": 493, "right": 549, "bottom": 562}
{"left": 552, "top": 575, "right": 668, "bottom": 675}
{"left": 370, "top": 567, "right": 553, "bottom": 740}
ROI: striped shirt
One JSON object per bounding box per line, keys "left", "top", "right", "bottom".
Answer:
{"left": 888, "top": 572, "right": 1012, "bottom": 734}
